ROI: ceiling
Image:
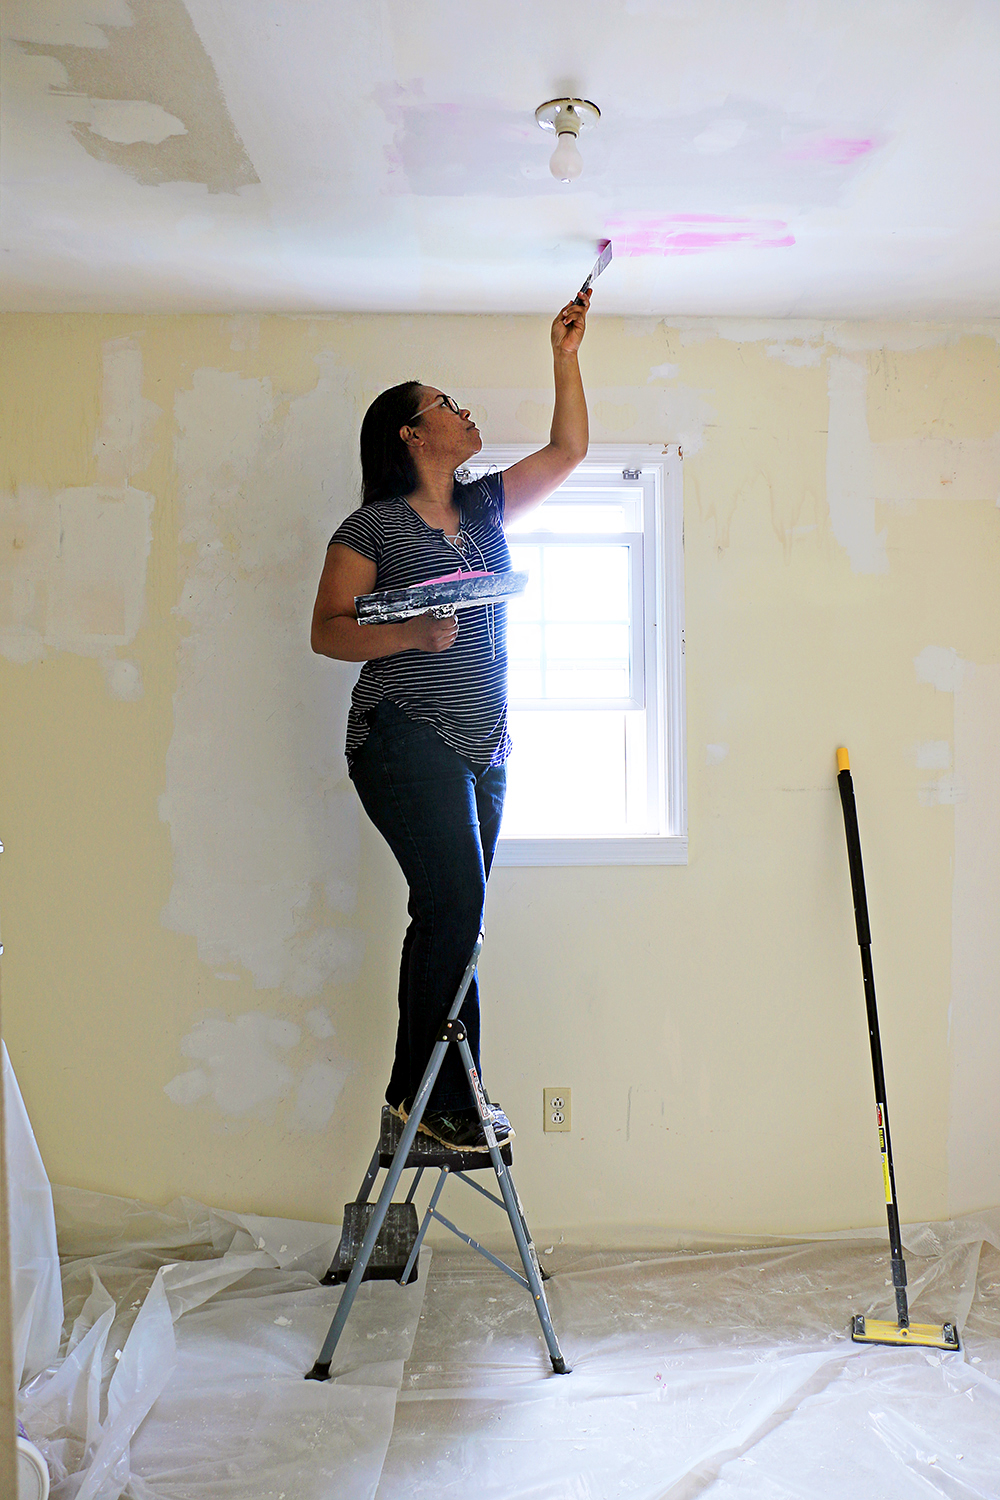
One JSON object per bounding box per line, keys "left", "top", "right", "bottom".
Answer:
{"left": 2, "top": 0, "right": 999, "bottom": 318}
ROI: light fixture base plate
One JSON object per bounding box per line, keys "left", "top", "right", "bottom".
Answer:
{"left": 535, "top": 98, "right": 601, "bottom": 136}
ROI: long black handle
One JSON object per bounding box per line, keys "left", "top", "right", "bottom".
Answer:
{"left": 836, "top": 749, "right": 909, "bottom": 1328}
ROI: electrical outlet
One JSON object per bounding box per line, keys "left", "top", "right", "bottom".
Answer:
{"left": 543, "top": 1087, "right": 571, "bottom": 1133}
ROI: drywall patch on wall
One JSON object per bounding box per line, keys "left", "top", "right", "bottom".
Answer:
{"left": 914, "top": 740, "right": 951, "bottom": 770}
{"left": 918, "top": 774, "right": 967, "bottom": 808}
{"left": 15, "top": 0, "right": 258, "bottom": 192}
{"left": 162, "top": 356, "right": 362, "bottom": 996}
{"left": 825, "top": 354, "right": 887, "bottom": 574}
{"left": 164, "top": 1009, "right": 352, "bottom": 1130}
{"left": 870, "top": 434, "right": 1000, "bottom": 505}
{"left": 915, "top": 646, "right": 973, "bottom": 693}
{"left": 948, "top": 664, "right": 1000, "bottom": 1214}
{"left": 706, "top": 744, "right": 729, "bottom": 765}
{"left": 0, "top": 336, "right": 155, "bottom": 675}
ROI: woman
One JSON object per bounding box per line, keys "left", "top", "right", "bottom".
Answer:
{"left": 311, "top": 292, "right": 590, "bottom": 1151}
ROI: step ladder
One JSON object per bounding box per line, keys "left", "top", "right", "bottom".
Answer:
{"left": 306, "top": 935, "right": 569, "bottom": 1379}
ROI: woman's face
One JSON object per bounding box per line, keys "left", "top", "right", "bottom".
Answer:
{"left": 406, "top": 388, "right": 483, "bottom": 464}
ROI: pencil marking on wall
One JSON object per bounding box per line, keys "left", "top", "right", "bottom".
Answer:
{"left": 162, "top": 356, "right": 363, "bottom": 996}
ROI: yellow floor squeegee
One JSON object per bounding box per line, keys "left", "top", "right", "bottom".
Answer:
{"left": 836, "top": 748, "right": 960, "bottom": 1350}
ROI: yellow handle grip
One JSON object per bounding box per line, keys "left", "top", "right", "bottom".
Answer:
{"left": 837, "top": 747, "right": 850, "bottom": 773}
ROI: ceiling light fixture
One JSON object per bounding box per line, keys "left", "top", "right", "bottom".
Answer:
{"left": 535, "top": 98, "right": 601, "bottom": 183}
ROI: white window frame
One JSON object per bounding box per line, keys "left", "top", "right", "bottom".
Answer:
{"left": 468, "top": 444, "right": 687, "bottom": 866}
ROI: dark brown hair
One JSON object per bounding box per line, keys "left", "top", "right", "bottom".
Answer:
{"left": 359, "top": 381, "right": 424, "bottom": 505}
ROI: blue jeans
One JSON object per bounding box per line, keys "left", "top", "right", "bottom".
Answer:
{"left": 349, "top": 699, "right": 507, "bottom": 1112}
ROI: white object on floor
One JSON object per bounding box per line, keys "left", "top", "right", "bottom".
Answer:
{"left": 18, "top": 1187, "right": 430, "bottom": 1500}
{"left": 3, "top": 1043, "right": 63, "bottom": 1389}
{"left": 17, "top": 1436, "right": 50, "bottom": 1500}
{"left": 374, "top": 1214, "right": 1000, "bottom": 1499}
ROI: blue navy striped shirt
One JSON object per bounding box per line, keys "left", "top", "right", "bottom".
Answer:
{"left": 330, "top": 472, "right": 512, "bottom": 767}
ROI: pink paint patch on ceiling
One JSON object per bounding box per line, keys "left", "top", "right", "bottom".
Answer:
{"left": 782, "top": 136, "right": 878, "bottom": 165}
{"left": 606, "top": 215, "right": 795, "bottom": 257}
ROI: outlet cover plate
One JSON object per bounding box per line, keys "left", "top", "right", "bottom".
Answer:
{"left": 543, "top": 1087, "right": 571, "bottom": 1132}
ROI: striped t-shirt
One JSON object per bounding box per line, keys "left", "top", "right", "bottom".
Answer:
{"left": 330, "top": 472, "right": 512, "bottom": 767}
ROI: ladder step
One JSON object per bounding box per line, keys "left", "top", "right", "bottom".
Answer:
{"left": 323, "top": 1201, "right": 420, "bottom": 1285}
{"left": 379, "top": 1106, "right": 513, "bottom": 1170}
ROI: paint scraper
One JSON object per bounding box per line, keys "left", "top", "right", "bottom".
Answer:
{"left": 574, "top": 239, "right": 612, "bottom": 304}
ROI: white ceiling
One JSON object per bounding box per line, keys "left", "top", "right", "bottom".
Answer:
{"left": 2, "top": 0, "right": 999, "bottom": 317}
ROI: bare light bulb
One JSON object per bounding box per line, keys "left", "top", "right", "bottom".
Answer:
{"left": 550, "top": 131, "right": 583, "bottom": 182}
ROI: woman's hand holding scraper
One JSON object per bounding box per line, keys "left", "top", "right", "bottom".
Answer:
{"left": 551, "top": 287, "right": 590, "bottom": 357}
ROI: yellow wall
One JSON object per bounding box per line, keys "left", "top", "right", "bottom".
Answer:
{"left": 2, "top": 313, "right": 999, "bottom": 1238}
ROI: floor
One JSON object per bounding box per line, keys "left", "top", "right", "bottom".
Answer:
{"left": 15, "top": 1188, "right": 1000, "bottom": 1498}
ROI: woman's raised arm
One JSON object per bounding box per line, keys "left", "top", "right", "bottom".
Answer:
{"left": 501, "top": 290, "right": 590, "bottom": 524}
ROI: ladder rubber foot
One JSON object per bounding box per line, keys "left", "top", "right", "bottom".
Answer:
{"left": 304, "top": 1360, "right": 332, "bottom": 1382}
{"left": 550, "top": 1355, "right": 570, "bottom": 1375}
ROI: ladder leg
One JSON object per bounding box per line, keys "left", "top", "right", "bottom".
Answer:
{"left": 457, "top": 1035, "right": 569, "bottom": 1374}
{"left": 400, "top": 1168, "right": 449, "bottom": 1286}
{"left": 306, "top": 939, "right": 484, "bottom": 1380}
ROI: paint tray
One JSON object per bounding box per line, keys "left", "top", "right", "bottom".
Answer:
{"left": 355, "top": 569, "right": 527, "bottom": 624}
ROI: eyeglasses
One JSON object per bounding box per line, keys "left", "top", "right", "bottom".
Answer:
{"left": 411, "top": 393, "right": 462, "bottom": 419}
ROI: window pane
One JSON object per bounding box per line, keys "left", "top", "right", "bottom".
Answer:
{"left": 507, "top": 502, "right": 626, "bottom": 534}
{"left": 507, "top": 542, "right": 632, "bottom": 703}
{"left": 502, "top": 710, "right": 629, "bottom": 836}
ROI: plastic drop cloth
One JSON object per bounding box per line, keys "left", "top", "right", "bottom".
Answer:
{"left": 374, "top": 1214, "right": 1000, "bottom": 1499}
{"left": 3, "top": 1041, "right": 64, "bottom": 1388}
{"left": 17, "top": 1186, "right": 429, "bottom": 1500}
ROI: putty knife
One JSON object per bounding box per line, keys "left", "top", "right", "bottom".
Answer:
{"left": 575, "top": 239, "right": 612, "bottom": 303}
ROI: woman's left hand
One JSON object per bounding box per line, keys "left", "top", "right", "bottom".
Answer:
{"left": 551, "top": 288, "right": 590, "bottom": 357}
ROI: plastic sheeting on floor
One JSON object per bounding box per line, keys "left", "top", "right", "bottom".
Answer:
{"left": 374, "top": 1216, "right": 1000, "bottom": 1499}
{"left": 17, "top": 1188, "right": 429, "bottom": 1500}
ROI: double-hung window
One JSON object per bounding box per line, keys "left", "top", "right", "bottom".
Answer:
{"left": 467, "top": 445, "right": 686, "bottom": 865}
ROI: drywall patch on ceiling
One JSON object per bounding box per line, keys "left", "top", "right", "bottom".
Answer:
{"left": 825, "top": 354, "right": 887, "bottom": 574}
{"left": 15, "top": 0, "right": 258, "bottom": 193}
{"left": 0, "top": 335, "right": 155, "bottom": 678}
{"left": 376, "top": 83, "right": 883, "bottom": 208}
{"left": 161, "top": 355, "right": 362, "bottom": 997}
{"left": 607, "top": 214, "right": 794, "bottom": 256}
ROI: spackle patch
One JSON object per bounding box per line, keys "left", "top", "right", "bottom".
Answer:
{"left": 918, "top": 775, "right": 968, "bottom": 808}
{"left": 1, "top": 338, "right": 157, "bottom": 677}
{"left": 782, "top": 136, "right": 878, "bottom": 166}
{"left": 305, "top": 1008, "right": 336, "bottom": 1040}
{"left": 765, "top": 341, "right": 823, "bottom": 368}
{"left": 102, "top": 656, "right": 143, "bottom": 701}
{"left": 291, "top": 1060, "right": 352, "bottom": 1132}
{"left": 915, "top": 741, "right": 952, "bottom": 770}
{"left": 165, "top": 1011, "right": 353, "bottom": 1126}
{"left": 825, "top": 355, "right": 888, "bottom": 574}
{"left": 648, "top": 363, "right": 680, "bottom": 382}
{"left": 915, "top": 646, "right": 973, "bottom": 693}
{"left": 706, "top": 744, "right": 729, "bottom": 765}
{"left": 166, "top": 1013, "right": 299, "bottom": 1116}
{"left": 162, "top": 357, "right": 362, "bottom": 994}
{"left": 606, "top": 214, "right": 794, "bottom": 257}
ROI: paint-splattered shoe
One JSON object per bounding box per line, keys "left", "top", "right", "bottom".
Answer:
{"left": 395, "top": 1099, "right": 514, "bottom": 1150}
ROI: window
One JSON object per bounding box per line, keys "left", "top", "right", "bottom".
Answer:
{"left": 470, "top": 445, "right": 686, "bottom": 866}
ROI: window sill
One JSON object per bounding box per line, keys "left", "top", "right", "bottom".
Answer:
{"left": 494, "top": 835, "right": 688, "bottom": 867}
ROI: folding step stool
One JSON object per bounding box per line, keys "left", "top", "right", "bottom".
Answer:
{"left": 306, "top": 935, "right": 569, "bottom": 1379}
